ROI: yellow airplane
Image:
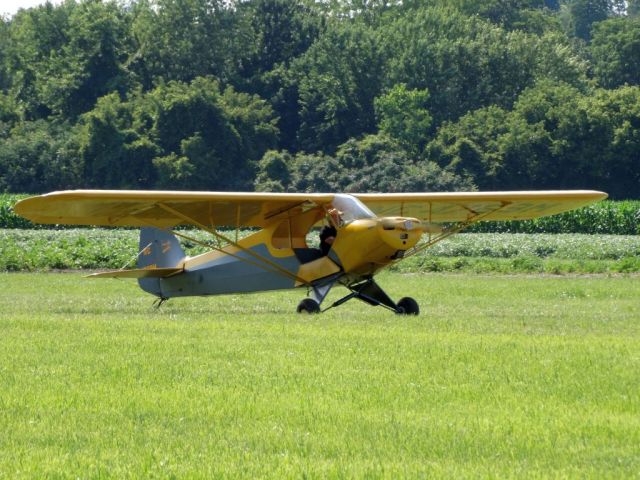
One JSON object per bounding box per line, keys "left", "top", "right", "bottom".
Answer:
{"left": 14, "top": 190, "right": 606, "bottom": 314}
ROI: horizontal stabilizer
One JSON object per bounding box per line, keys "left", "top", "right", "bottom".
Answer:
{"left": 87, "top": 267, "right": 183, "bottom": 279}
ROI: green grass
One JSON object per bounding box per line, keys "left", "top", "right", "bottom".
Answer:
{"left": 1, "top": 272, "right": 639, "bottom": 478}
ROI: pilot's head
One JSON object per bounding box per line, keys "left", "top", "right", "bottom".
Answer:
{"left": 320, "top": 225, "right": 337, "bottom": 245}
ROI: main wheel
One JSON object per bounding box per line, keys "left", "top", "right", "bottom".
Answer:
{"left": 297, "top": 298, "right": 320, "bottom": 314}
{"left": 396, "top": 297, "right": 419, "bottom": 315}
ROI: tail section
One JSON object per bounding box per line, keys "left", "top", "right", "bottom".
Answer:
{"left": 138, "top": 227, "right": 186, "bottom": 297}
{"left": 138, "top": 227, "right": 186, "bottom": 269}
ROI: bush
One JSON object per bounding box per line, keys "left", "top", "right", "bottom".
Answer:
{"left": 0, "top": 194, "right": 34, "bottom": 228}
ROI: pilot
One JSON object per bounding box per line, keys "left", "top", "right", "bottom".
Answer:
{"left": 319, "top": 225, "right": 337, "bottom": 256}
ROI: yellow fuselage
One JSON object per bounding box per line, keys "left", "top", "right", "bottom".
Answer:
{"left": 178, "top": 215, "right": 424, "bottom": 290}
{"left": 331, "top": 217, "right": 422, "bottom": 276}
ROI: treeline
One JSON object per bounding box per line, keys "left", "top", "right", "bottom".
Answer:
{"left": 1, "top": 0, "right": 639, "bottom": 198}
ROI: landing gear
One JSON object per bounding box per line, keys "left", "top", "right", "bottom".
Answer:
{"left": 296, "top": 278, "right": 337, "bottom": 314}
{"left": 299, "top": 277, "right": 420, "bottom": 315}
{"left": 297, "top": 298, "right": 320, "bottom": 314}
{"left": 152, "top": 296, "right": 169, "bottom": 309}
{"left": 396, "top": 297, "right": 419, "bottom": 315}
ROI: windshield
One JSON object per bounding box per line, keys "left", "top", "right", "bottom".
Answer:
{"left": 329, "top": 194, "right": 376, "bottom": 225}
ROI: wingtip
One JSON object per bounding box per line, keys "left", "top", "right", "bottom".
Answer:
{"left": 12, "top": 196, "right": 35, "bottom": 218}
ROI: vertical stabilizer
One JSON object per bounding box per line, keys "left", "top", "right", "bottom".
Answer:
{"left": 138, "top": 227, "right": 186, "bottom": 268}
{"left": 138, "top": 227, "right": 186, "bottom": 297}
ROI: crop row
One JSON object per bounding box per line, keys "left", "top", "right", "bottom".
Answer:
{"left": 1, "top": 229, "right": 638, "bottom": 273}
{"left": 422, "top": 233, "right": 640, "bottom": 260}
{"left": 396, "top": 233, "right": 640, "bottom": 274}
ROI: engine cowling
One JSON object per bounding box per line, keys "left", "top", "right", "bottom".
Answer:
{"left": 330, "top": 217, "right": 423, "bottom": 275}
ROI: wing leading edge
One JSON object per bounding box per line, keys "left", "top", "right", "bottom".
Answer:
{"left": 14, "top": 190, "right": 336, "bottom": 228}
{"left": 354, "top": 190, "right": 607, "bottom": 222}
{"left": 14, "top": 189, "right": 607, "bottom": 228}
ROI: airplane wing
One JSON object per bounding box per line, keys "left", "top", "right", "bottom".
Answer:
{"left": 14, "top": 189, "right": 607, "bottom": 229}
{"left": 14, "top": 190, "right": 335, "bottom": 228}
{"left": 354, "top": 190, "right": 607, "bottom": 223}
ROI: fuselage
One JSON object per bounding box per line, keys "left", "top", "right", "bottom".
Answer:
{"left": 329, "top": 216, "right": 422, "bottom": 276}
{"left": 139, "top": 214, "right": 424, "bottom": 299}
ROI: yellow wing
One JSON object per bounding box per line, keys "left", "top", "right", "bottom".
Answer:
{"left": 14, "top": 190, "right": 335, "bottom": 228}
{"left": 14, "top": 189, "right": 607, "bottom": 228}
{"left": 354, "top": 190, "right": 607, "bottom": 222}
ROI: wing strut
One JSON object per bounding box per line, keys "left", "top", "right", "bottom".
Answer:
{"left": 163, "top": 227, "right": 310, "bottom": 285}
{"left": 153, "top": 202, "right": 310, "bottom": 285}
{"left": 391, "top": 201, "right": 512, "bottom": 267}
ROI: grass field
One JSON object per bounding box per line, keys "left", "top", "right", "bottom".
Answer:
{"left": 1, "top": 272, "right": 639, "bottom": 478}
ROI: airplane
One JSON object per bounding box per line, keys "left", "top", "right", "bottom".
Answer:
{"left": 14, "top": 189, "right": 607, "bottom": 314}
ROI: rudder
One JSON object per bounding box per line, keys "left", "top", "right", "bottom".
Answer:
{"left": 138, "top": 227, "right": 186, "bottom": 297}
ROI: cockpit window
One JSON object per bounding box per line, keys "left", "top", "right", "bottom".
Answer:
{"left": 328, "top": 194, "right": 376, "bottom": 226}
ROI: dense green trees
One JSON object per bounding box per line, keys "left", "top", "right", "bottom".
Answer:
{"left": 591, "top": 17, "right": 640, "bottom": 87}
{"left": 0, "top": 120, "right": 80, "bottom": 192}
{"left": 7, "top": 1, "right": 130, "bottom": 119}
{"left": 292, "top": 22, "right": 385, "bottom": 152}
{"left": 374, "top": 84, "right": 432, "bottom": 156}
{"left": 0, "top": 0, "right": 638, "bottom": 198}
{"left": 426, "top": 82, "right": 640, "bottom": 198}
{"left": 76, "top": 76, "right": 278, "bottom": 190}
{"left": 128, "top": 0, "right": 234, "bottom": 85}
{"left": 254, "top": 135, "right": 474, "bottom": 193}
{"left": 565, "top": 0, "right": 627, "bottom": 40}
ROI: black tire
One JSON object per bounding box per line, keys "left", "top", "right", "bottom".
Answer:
{"left": 396, "top": 297, "right": 419, "bottom": 315}
{"left": 297, "top": 298, "right": 321, "bottom": 314}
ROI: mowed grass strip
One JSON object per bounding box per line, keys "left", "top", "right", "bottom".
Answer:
{"left": 0, "top": 272, "right": 638, "bottom": 478}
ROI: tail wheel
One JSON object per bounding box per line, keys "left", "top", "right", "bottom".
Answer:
{"left": 396, "top": 297, "right": 419, "bottom": 315}
{"left": 297, "top": 298, "right": 321, "bottom": 314}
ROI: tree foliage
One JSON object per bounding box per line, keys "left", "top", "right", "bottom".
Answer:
{"left": 0, "top": 120, "right": 80, "bottom": 192}
{"left": 292, "top": 22, "right": 385, "bottom": 153}
{"left": 70, "top": 76, "right": 277, "bottom": 190}
{"left": 426, "top": 81, "right": 640, "bottom": 198}
{"left": 590, "top": 17, "right": 640, "bottom": 88}
{"left": 0, "top": 0, "right": 638, "bottom": 198}
{"left": 374, "top": 84, "right": 432, "bottom": 155}
{"left": 255, "top": 134, "right": 474, "bottom": 193}
{"left": 381, "top": 7, "right": 588, "bottom": 127}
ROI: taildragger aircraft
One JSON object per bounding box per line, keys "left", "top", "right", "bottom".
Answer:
{"left": 15, "top": 190, "right": 606, "bottom": 314}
